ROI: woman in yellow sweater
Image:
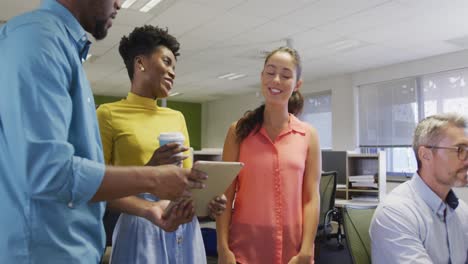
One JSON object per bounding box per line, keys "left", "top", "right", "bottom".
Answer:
{"left": 96, "top": 25, "right": 225, "bottom": 264}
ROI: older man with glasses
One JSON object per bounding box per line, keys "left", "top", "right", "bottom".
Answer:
{"left": 370, "top": 113, "right": 468, "bottom": 264}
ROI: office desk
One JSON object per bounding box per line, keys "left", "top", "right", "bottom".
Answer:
{"left": 198, "top": 199, "right": 380, "bottom": 232}
{"left": 199, "top": 220, "right": 216, "bottom": 229}
{"left": 335, "top": 199, "right": 379, "bottom": 208}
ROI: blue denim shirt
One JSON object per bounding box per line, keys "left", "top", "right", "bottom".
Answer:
{"left": 0, "top": 0, "right": 106, "bottom": 263}
{"left": 370, "top": 173, "right": 468, "bottom": 264}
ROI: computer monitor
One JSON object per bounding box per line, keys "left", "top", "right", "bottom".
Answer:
{"left": 321, "top": 150, "right": 347, "bottom": 185}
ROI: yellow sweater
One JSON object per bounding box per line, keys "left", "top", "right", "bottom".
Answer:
{"left": 96, "top": 92, "right": 192, "bottom": 168}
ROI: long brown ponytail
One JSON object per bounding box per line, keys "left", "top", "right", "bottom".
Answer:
{"left": 235, "top": 47, "right": 303, "bottom": 142}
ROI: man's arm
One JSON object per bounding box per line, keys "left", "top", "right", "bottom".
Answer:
{"left": 9, "top": 24, "right": 205, "bottom": 206}
{"left": 370, "top": 203, "right": 433, "bottom": 264}
{"left": 92, "top": 165, "right": 206, "bottom": 202}
{"left": 6, "top": 24, "right": 106, "bottom": 206}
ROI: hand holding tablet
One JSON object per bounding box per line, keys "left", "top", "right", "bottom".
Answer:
{"left": 191, "top": 161, "right": 243, "bottom": 217}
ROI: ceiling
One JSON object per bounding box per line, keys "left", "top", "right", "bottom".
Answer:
{"left": 2, "top": 0, "right": 468, "bottom": 102}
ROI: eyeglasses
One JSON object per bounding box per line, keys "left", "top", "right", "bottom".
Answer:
{"left": 425, "top": 145, "right": 468, "bottom": 161}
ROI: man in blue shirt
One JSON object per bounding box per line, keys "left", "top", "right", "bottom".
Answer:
{"left": 370, "top": 113, "right": 468, "bottom": 263}
{"left": 0, "top": 0, "right": 206, "bottom": 263}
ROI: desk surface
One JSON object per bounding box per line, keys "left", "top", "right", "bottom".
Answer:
{"left": 198, "top": 200, "right": 379, "bottom": 229}
{"left": 335, "top": 199, "right": 379, "bottom": 207}
{"left": 199, "top": 220, "right": 216, "bottom": 229}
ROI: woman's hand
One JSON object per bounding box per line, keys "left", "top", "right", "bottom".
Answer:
{"left": 146, "top": 142, "right": 188, "bottom": 166}
{"left": 143, "top": 199, "right": 195, "bottom": 232}
{"left": 217, "top": 248, "right": 236, "bottom": 264}
{"left": 208, "top": 194, "right": 227, "bottom": 219}
{"left": 288, "top": 252, "right": 313, "bottom": 264}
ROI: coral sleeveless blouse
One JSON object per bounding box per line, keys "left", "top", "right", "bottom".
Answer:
{"left": 229, "top": 115, "right": 311, "bottom": 264}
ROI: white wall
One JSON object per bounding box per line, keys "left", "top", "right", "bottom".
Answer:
{"left": 353, "top": 49, "right": 468, "bottom": 86}
{"left": 201, "top": 74, "right": 356, "bottom": 150}
{"left": 201, "top": 92, "right": 263, "bottom": 148}
{"left": 202, "top": 49, "right": 468, "bottom": 150}
{"left": 303, "top": 75, "right": 356, "bottom": 150}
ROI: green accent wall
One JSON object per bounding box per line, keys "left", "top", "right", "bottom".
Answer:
{"left": 164, "top": 101, "right": 202, "bottom": 150}
{"left": 94, "top": 95, "right": 123, "bottom": 105}
{"left": 94, "top": 95, "right": 202, "bottom": 150}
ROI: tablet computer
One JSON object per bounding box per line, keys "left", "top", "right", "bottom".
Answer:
{"left": 192, "top": 160, "right": 243, "bottom": 217}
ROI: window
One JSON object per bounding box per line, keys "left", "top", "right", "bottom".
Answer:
{"left": 358, "top": 68, "right": 468, "bottom": 176}
{"left": 358, "top": 78, "right": 418, "bottom": 147}
{"left": 422, "top": 69, "right": 468, "bottom": 117}
{"left": 299, "top": 92, "right": 332, "bottom": 149}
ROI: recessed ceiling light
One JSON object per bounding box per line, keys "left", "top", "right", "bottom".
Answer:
{"left": 122, "top": 0, "right": 138, "bottom": 8}
{"left": 227, "top": 74, "right": 247, "bottom": 80}
{"left": 217, "top": 73, "right": 237, "bottom": 79}
{"left": 218, "top": 73, "right": 247, "bottom": 80}
{"left": 169, "top": 92, "right": 182, "bottom": 97}
{"left": 140, "top": 0, "right": 162, "bottom": 12}
{"left": 328, "top": 39, "right": 362, "bottom": 51}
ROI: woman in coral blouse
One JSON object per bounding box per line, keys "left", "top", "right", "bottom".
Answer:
{"left": 217, "top": 47, "right": 321, "bottom": 264}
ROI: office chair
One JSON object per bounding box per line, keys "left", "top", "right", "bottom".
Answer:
{"left": 342, "top": 204, "right": 377, "bottom": 264}
{"left": 316, "top": 171, "right": 344, "bottom": 251}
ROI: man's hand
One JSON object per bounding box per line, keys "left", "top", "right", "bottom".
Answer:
{"left": 150, "top": 165, "right": 207, "bottom": 200}
{"left": 143, "top": 199, "right": 195, "bottom": 232}
{"left": 208, "top": 195, "right": 227, "bottom": 219}
{"left": 146, "top": 143, "right": 189, "bottom": 166}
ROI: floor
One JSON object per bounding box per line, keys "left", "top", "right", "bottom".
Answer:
{"left": 207, "top": 256, "right": 217, "bottom": 264}
{"left": 316, "top": 237, "right": 352, "bottom": 264}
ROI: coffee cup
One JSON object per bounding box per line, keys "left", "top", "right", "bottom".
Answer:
{"left": 158, "top": 132, "right": 185, "bottom": 148}
{"left": 158, "top": 132, "right": 185, "bottom": 166}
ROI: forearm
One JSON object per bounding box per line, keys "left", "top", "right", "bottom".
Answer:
{"left": 216, "top": 206, "right": 232, "bottom": 249}
{"left": 216, "top": 186, "right": 235, "bottom": 251}
{"left": 300, "top": 194, "right": 320, "bottom": 255}
{"left": 91, "top": 166, "right": 156, "bottom": 202}
{"left": 218, "top": 123, "right": 239, "bottom": 252}
{"left": 300, "top": 126, "right": 321, "bottom": 256}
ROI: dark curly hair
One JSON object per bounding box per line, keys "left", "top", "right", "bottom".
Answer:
{"left": 119, "top": 25, "right": 180, "bottom": 81}
{"left": 236, "top": 47, "right": 303, "bottom": 142}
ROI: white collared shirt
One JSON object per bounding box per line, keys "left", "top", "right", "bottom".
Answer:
{"left": 370, "top": 173, "right": 468, "bottom": 264}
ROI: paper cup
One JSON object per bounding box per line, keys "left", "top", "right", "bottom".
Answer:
{"left": 158, "top": 132, "right": 185, "bottom": 166}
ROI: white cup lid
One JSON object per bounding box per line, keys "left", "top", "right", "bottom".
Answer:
{"left": 158, "top": 132, "right": 185, "bottom": 141}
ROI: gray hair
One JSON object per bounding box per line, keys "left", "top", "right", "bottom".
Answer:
{"left": 413, "top": 113, "right": 467, "bottom": 169}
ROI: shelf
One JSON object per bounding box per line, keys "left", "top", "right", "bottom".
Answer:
{"left": 347, "top": 151, "right": 385, "bottom": 201}
{"left": 347, "top": 153, "right": 379, "bottom": 158}
{"left": 193, "top": 148, "right": 222, "bottom": 155}
{"left": 193, "top": 148, "right": 222, "bottom": 162}
{"left": 322, "top": 150, "right": 386, "bottom": 202}
{"left": 348, "top": 189, "right": 379, "bottom": 193}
